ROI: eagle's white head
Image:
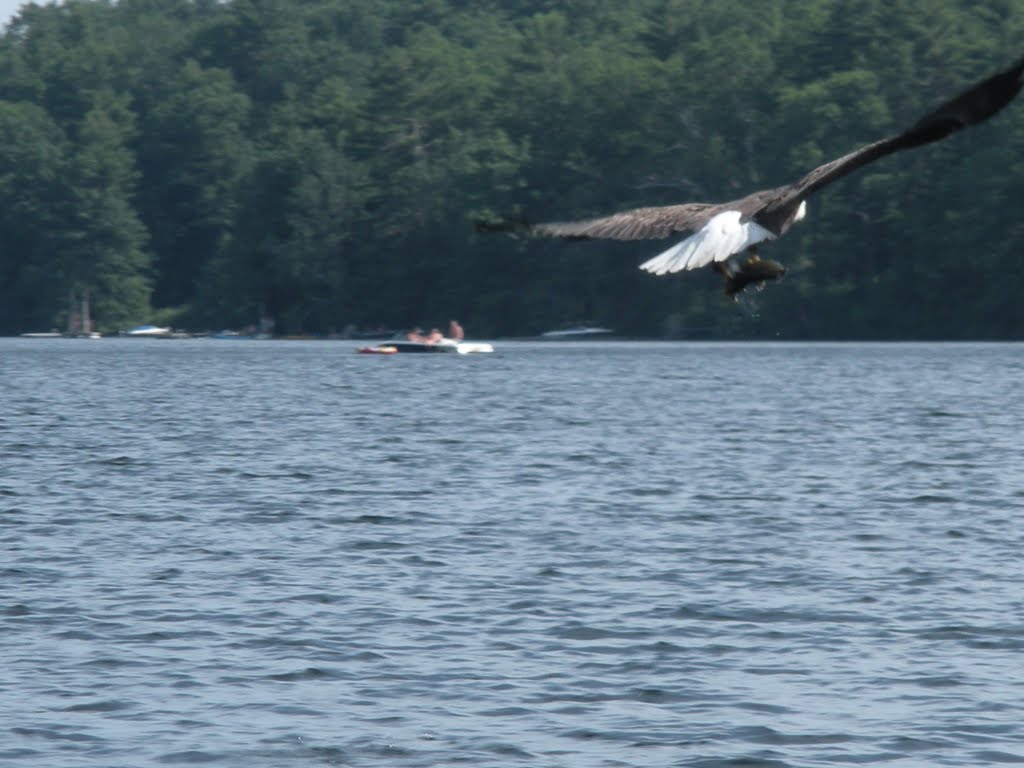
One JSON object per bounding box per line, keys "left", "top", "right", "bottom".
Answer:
{"left": 794, "top": 200, "right": 808, "bottom": 223}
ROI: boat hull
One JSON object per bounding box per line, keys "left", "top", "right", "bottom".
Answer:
{"left": 539, "top": 326, "right": 614, "bottom": 340}
{"left": 356, "top": 340, "right": 493, "bottom": 354}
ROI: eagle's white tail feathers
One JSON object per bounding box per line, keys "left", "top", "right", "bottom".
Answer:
{"left": 639, "top": 210, "right": 776, "bottom": 275}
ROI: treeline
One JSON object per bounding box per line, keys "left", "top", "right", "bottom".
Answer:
{"left": 1, "top": 0, "right": 1022, "bottom": 338}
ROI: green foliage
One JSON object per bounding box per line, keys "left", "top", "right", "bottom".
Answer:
{"left": 0, "top": 100, "right": 68, "bottom": 331}
{"left": 60, "top": 92, "right": 152, "bottom": 331}
{"left": 0, "top": 0, "right": 1022, "bottom": 337}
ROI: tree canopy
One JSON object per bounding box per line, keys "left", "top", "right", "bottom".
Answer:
{"left": 1, "top": 0, "right": 1022, "bottom": 338}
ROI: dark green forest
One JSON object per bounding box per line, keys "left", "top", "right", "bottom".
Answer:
{"left": 1, "top": 0, "right": 1023, "bottom": 338}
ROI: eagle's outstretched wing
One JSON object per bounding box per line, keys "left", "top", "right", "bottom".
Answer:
{"left": 528, "top": 202, "right": 719, "bottom": 241}
{"left": 756, "top": 54, "right": 1024, "bottom": 232}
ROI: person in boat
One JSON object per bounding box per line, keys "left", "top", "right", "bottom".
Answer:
{"left": 448, "top": 320, "right": 464, "bottom": 341}
{"left": 407, "top": 327, "right": 425, "bottom": 342}
{"left": 426, "top": 328, "right": 444, "bottom": 344}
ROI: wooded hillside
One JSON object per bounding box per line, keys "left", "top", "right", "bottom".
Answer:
{"left": 2, "top": 0, "right": 1022, "bottom": 338}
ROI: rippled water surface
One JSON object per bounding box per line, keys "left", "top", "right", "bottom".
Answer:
{"left": 3, "top": 338, "right": 1024, "bottom": 767}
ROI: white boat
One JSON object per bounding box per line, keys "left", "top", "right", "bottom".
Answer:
{"left": 539, "top": 326, "right": 614, "bottom": 339}
{"left": 19, "top": 330, "right": 101, "bottom": 339}
{"left": 123, "top": 324, "right": 172, "bottom": 337}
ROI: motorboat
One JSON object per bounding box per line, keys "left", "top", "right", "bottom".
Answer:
{"left": 539, "top": 326, "right": 614, "bottom": 340}
{"left": 357, "top": 338, "right": 493, "bottom": 354}
{"left": 123, "top": 324, "right": 172, "bottom": 337}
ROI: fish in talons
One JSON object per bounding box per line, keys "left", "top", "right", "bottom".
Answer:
{"left": 713, "top": 246, "right": 788, "bottom": 299}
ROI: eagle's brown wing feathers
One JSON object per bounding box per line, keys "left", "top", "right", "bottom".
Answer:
{"left": 529, "top": 203, "right": 720, "bottom": 241}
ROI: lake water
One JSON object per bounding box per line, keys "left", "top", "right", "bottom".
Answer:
{"left": 2, "top": 338, "right": 1023, "bottom": 767}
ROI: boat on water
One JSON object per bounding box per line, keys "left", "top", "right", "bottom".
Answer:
{"left": 358, "top": 320, "right": 492, "bottom": 354}
{"left": 357, "top": 339, "right": 493, "bottom": 355}
{"left": 123, "top": 324, "right": 172, "bottom": 337}
{"left": 539, "top": 326, "right": 615, "bottom": 340}
{"left": 19, "top": 331, "right": 101, "bottom": 339}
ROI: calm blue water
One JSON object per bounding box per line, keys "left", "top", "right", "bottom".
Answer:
{"left": 2, "top": 338, "right": 1023, "bottom": 767}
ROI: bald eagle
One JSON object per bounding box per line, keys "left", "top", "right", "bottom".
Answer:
{"left": 479, "top": 55, "right": 1024, "bottom": 296}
